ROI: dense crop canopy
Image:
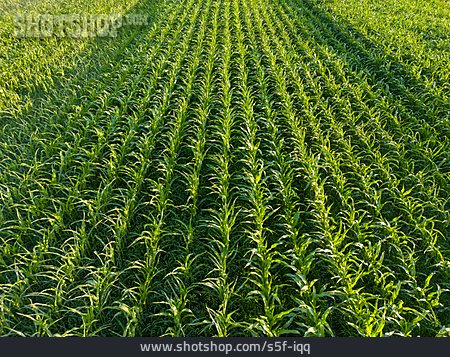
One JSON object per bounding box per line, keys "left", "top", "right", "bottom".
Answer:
{"left": 0, "top": 0, "right": 448, "bottom": 337}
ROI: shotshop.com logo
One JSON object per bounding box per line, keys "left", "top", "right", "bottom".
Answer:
{"left": 12, "top": 14, "right": 149, "bottom": 38}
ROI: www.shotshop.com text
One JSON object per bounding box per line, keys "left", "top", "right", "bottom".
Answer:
{"left": 140, "top": 341, "right": 311, "bottom": 354}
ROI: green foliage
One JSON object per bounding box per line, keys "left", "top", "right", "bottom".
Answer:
{"left": 0, "top": 0, "right": 448, "bottom": 336}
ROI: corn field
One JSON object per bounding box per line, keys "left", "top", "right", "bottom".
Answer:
{"left": 0, "top": 0, "right": 449, "bottom": 337}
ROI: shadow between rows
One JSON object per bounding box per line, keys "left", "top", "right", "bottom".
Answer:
{"left": 0, "top": 0, "right": 175, "bottom": 336}
{"left": 277, "top": 0, "right": 449, "bottom": 335}
{"left": 284, "top": 0, "right": 449, "bottom": 140}
{"left": 0, "top": 0, "right": 164, "bottom": 133}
